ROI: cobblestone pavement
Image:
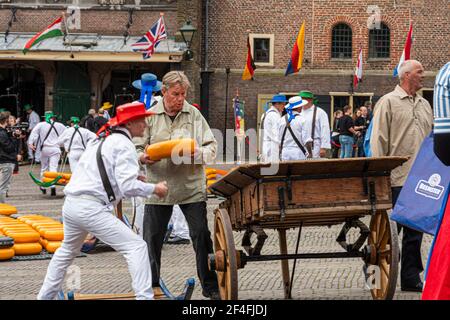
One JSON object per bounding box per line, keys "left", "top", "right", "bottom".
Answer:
{"left": 0, "top": 165, "right": 431, "bottom": 300}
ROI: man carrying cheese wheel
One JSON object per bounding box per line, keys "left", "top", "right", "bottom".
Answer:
{"left": 38, "top": 102, "right": 168, "bottom": 300}
{"left": 134, "top": 71, "right": 220, "bottom": 300}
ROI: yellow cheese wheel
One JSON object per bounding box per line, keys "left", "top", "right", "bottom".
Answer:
{"left": 35, "top": 224, "right": 63, "bottom": 233}
{"left": 38, "top": 227, "right": 63, "bottom": 238}
{"left": 207, "top": 180, "right": 217, "bottom": 187}
{"left": 205, "top": 168, "right": 216, "bottom": 176}
{"left": 42, "top": 177, "right": 68, "bottom": 184}
{"left": 6, "top": 231, "right": 41, "bottom": 243}
{"left": 0, "top": 203, "right": 17, "bottom": 216}
{"left": 39, "top": 237, "right": 48, "bottom": 248}
{"left": 215, "top": 169, "right": 228, "bottom": 176}
{"left": 206, "top": 173, "right": 217, "bottom": 180}
{"left": 0, "top": 220, "right": 23, "bottom": 226}
{"left": 43, "top": 229, "right": 64, "bottom": 241}
{"left": 145, "top": 138, "right": 195, "bottom": 161}
{"left": 18, "top": 215, "right": 50, "bottom": 221}
{"left": 45, "top": 241, "right": 62, "bottom": 254}
{"left": 23, "top": 218, "right": 54, "bottom": 226}
{"left": 13, "top": 243, "right": 42, "bottom": 255}
{"left": 1, "top": 227, "right": 35, "bottom": 234}
{"left": 0, "top": 247, "right": 15, "bottom": 260}
{"left": 43, "top": 172, "right": 71, "bottom": 180}
{"left": 32, "top": 221, "right": 62, "bottom": 229}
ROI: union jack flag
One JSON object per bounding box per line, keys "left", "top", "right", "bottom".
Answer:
{"left": 131, "top": 16, "right": 167, "bottom": 60}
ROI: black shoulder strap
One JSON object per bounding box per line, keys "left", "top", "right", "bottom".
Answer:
{"left": 311, "top": 106, "right": 318, "bottom": 149}
{"left": 96, "top": 138, "right": 116, "bottom": 203}
{"left": 282, "top": 115, "right": 308, "bottom": 157}
{"left": 68, "top": 127, "right": 86, "bottom": 152}
{"left": 40, "top": 122, "right": 58, "bottom": 151}
{"left": 279, "top": 115, "right": 289, "bottom": 159}
{"left": 96, "top": 130, "right": 132, "bottom": 203}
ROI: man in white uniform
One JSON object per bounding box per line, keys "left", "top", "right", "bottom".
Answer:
{"left": 24, "top": 104, "right": 41, "bottom": 162}
{"left": 28, "top": 111, "right": 66, "bottom": 196}
{"left": 57, "top": 117, "right": 97, "bottom": 172}
{"left": 259, "top": 94, "right": 287, "bottom": 162}
{"left": 37, "top": 102, "right": 168, "bottom": 300}
{"left": 278, "top": 96, "right": 312, "bottom": 161}
{"left": 298, "top": 91, "right": 331, "bottom": 158}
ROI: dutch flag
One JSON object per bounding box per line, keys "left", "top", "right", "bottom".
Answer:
{"left": 393, "top": 23, "right": 413, "bottom": 77}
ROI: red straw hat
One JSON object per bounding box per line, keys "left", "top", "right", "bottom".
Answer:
{"left": 108, "top": 102, "right": 154, "bottom": 127}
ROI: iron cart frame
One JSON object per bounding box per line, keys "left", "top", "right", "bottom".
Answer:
{"left": 207, "top": 157, "right": 408, "bottom": 300}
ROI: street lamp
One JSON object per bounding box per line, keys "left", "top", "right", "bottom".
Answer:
{"left": 179, "top": 20, "right": 197, "bottom": 61}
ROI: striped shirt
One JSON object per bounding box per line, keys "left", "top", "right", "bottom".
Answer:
{"left": 434, "top": 62, "right": 450, "bottom": 134}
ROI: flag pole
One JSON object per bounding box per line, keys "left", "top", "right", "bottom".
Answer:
{"left": 160, "top": 12, "right": 172, "bottom": 59}
{"left": 223, "top": 67, "right": 230, "bottom": 159}
{"left": 61, "top": 11, "right": 74, "bottom": 59}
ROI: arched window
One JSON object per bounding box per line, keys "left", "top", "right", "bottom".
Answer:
{"left": 331, "top": 23, "right": 352, "bottom": 59}
{"left": 369, "top": 23, "right": 390, "bottom": 58}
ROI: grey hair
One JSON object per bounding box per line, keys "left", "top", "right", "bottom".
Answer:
{"left": 398, "top": 60, "right": 421, "bottom": 80}
{"left": 162, "top": 71, "right": 191, "bottom": 90}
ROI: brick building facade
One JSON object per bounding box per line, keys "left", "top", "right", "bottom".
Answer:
{"left": 0, "top": 0, "right": 202, "bottom": 120}
{"left": 0, "top": 0, "right": 448, "bottom": 134}
{"left": 206, "top": 0, "right": 449, "bottom": 133}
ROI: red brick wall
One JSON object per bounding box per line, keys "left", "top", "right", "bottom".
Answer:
{"left": 206, "top": 0, "right": 448, "bottom": 130}
{"left": 207, "top": 72, "right": 436, "bottom": 131}
{"left": 0, "top": 9, "right": 178, "bottom": 36}
{"left": 207, "top": 0, "right": 449, "bottom": 71}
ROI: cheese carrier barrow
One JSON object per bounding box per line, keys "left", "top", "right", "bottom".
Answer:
{"left": 207, "top": 157, "right": 408, "bottom": 300}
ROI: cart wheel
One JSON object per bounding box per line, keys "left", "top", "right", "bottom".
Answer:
{"left": 366, "top": 210, "right": 399, "bottom": 300}
{"left": 213, "top": 208, "right": 238, "bottom": 300}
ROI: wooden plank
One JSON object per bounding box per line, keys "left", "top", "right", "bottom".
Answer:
{"left": 278, "top": 229, "right": 291, "bottom": 299}
{"left": 263, "top": 177, "right": 390, "bottom": 210}
{"left": 208, "top": 157, "right": 407, "bottom": 197}
{"left": 72, "top": 288, "right": 167, "bottom": 300}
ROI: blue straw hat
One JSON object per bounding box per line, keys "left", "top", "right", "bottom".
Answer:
{"left": 270, "top": 94, "right": 288, "bottom": 104}
{"left": 132, "top": 73, "right": 162, "bottom": 92}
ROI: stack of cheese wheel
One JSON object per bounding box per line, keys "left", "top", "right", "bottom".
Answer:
{"left": 145, "top": 138, "right": 196, "bottom": 161}
{"left": 0, "top": 217, "right": 15, "bottom": 260}
{"left": 0, "top": 216, "right": 42, "bottom": 256}
{"left": 0, "top": 203, "right": 18, "bottom": 216}
{"left": 205, "top": 168, "right": 229, "bottom": 190}
{"left": 42, "top": 172, "right": 72, "bottom": 186}
{"left": 19, "top": 215, "right": 63, "bottom": 254}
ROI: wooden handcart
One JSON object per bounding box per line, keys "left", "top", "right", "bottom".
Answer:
{"left": 207, "top": 157, "right": 408, "bottom": 300}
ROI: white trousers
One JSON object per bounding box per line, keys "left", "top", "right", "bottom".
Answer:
{"left": 169, "top": 205, "right": 190, "bottom": 239}
{"left": 132, "top": 197, "right": 145, "bottom": 238}
{"left": 68, "top": 150, "right": 83, "bottom": 173}
{"left": 37, "top": 196, "right": 154, "bottom": 300}
{"left": 40, "top": 147, "right": 61, "bottom": 188}
{"left": 280, "top": 147, "right": 307, "bottom": 161}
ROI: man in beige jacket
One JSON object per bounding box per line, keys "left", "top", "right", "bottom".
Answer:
{"left": 134, "top": 71, "right": 220, "bottom": 299}
{"left": 370, "top": 60, "right": 433, "bottom": 292}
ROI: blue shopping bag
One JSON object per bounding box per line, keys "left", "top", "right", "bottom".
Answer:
{"left": 391, "top": 134, "right": 450, "bottom": 235}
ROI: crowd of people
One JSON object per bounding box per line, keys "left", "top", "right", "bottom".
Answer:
{"left": 0, "top": 58, "right": 449, "bottom": 300}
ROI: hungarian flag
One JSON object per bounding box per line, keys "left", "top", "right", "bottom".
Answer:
{"left": 285, "top": 21, "right": 305, "bottom": 76}
{"left": 23, "top": 17, "right": 64, "bottom": 54}
{"left": 242, "top": 36, "right": 256, "bottom": 80}
{"left": 353, "top": 47, "right": 363, "bottom": 88}
{"left": 393, "top": 22, "right": 413, "bottom": 77}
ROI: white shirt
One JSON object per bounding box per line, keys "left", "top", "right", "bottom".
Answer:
{"left": 27, "top": 111, "right": 40, "bottom": 131}
{"left": 277, "top": 112, "right": 312, "bottom": 160}
{"left": 57, "top": 126, "right": 97, "bottom": 153}
{"left": 261, "top": 106, "right": 282, "bottom": 161}
{"left": 28, "top": 121, "right": 67, "bottom": 149}
{"left": 64, "top": 127, "right": 155, "bottom": 205}
{"left": 299, "top": 105, "right": 331, "bottom": 158}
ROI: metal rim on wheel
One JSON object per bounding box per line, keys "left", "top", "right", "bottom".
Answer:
{"left": 367, "top": 210, "right": 399, "bottom": 300}
{"left": 213, "top": 208, "right": 238, "bottom": 300}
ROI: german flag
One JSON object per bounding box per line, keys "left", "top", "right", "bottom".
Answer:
{"left": 242, "top": 36, "right": 256, "bottom": 80}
